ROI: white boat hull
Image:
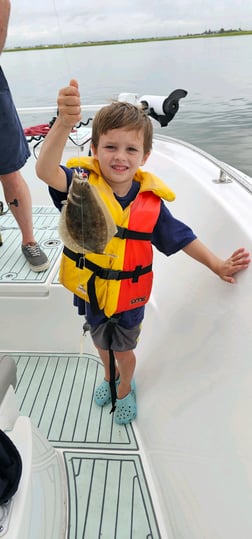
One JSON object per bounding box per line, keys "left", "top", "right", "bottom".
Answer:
{"left": 0, "top": 120, "right": 252, "bottom": 538}
{"left": 137, "top": 138, "right": 252, "bottom": 537}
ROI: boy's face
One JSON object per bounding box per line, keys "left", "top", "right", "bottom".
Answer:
{"left": 91, "top": 128, "right": 150, "bottom": 195}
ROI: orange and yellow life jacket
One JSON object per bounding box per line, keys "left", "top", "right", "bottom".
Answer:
{"left": 59, "top": 156, "right": 175, "bottom": 317}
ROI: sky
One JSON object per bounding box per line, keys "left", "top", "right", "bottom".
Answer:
{"left": 5, "top": 0, "right": 252, "bottom": 48}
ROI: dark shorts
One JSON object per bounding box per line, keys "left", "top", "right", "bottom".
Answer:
{"left": 90, "top": 321, "right": 141, "bottom": 352}
{"left": 0, "top": 67, "right": 30, "bottom": 175}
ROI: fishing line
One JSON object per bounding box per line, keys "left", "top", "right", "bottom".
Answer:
{"left": 52, "top": 0, "right": 85, "bottom": 215}
{"left": 52, "top": 0, "right": 83, "bottom": 165}
{"left": 52, "top": 0, "right": 71, "bottom": 76}
{"left": 53, "top": 0, "right": 88, "bottom": 353}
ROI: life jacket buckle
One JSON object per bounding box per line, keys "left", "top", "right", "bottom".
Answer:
{"left": 77, "top": 256, "right": 85, "bottom": 269}
{"left": 104, "top": 269, "right": 121, "bottom": 280}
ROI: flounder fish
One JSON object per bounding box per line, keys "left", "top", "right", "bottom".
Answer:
{"left": 59, "top": 169, "right": 117, "bottom": 253}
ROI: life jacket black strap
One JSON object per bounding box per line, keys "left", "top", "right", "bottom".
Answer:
{"left": 63, "top": 246, "right": 152, "bottom": 315}
{"left": 63, "top": 246, "right": 152, "bottom": 283}
{"left": 87, "top": 273, "right": 100, "bottom": 314}
{"left": 84, "top": 258, "right": 152, "bottom": 283}
{"left": 104, "top": 315, "right": 121, "bottom": 413}
{"left": 115, "top": 226, "right": 152, "bottom": 240}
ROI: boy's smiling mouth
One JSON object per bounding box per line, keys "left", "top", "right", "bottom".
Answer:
{"left": 112, "top": 165, "right": 128, "bottom": 171}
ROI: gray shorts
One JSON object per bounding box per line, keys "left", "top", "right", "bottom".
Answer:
{"left": 90, "top": 321, "right": 141, "bottom": 352}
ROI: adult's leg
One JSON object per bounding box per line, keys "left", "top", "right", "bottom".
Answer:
{"left": 0, "top": 170, "right": 35, "bottom": 245}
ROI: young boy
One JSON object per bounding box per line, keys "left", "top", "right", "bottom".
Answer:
{"left": 36, "top": 79, "right": 250, "bottom": 425}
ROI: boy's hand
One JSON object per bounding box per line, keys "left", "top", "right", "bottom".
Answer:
{"left": 183, "top": 239, "right": 250, "bottom": 284}
{"left": 57, "top": 79, "right": 81, "bottom": 128}
{"left": 218, "top": 248, "right": 251, "bottom": 283}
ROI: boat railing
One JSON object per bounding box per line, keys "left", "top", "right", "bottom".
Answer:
{"left": 155, "top": 133, "right": 252, "bottom": 195}
{"left": 17, "top": 104, "right": 106, "bottom": 115}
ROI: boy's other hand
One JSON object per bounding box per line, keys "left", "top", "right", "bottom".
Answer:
{"left": 218, "top": 248, "right": 251, "bottom": 283}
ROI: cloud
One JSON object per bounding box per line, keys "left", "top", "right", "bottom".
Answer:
{"left": 5, "top": 0, "right": 252, "bottom": 48}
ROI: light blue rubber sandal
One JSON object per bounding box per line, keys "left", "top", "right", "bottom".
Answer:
{"left": 114, "top": 379, "right": 137, "bottom": 425}
{"left": 94, "top": 378, "right": 120, "bottom": 407}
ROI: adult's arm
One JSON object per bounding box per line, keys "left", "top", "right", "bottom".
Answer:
{"left": 0, "top": 0, "right": 10, "bottom": 54}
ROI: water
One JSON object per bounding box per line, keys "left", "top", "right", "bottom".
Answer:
{"left": 2, "top": 35, "right": 252, "bottom": 176}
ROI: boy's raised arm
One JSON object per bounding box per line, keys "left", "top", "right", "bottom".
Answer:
{"left": 183, "top": 238, "right": 250, "bottom": 283}
{"left": 36, "top": 79, "right": 81, "bottom": 191}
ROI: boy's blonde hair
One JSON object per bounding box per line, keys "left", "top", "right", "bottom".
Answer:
{"left": 92, "top": 101, "right": 153, "bottom": 154}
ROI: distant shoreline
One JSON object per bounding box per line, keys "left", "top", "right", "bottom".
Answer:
{"left": 4, "top": 30, "right": 252, "bottom": 53}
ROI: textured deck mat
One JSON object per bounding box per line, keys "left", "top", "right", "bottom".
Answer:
{"left": 64, "top": 451, "right": 161, "bottom": 539}
{"left": 14, "top": 353, "right": 138, "bottom": 450}
{"left": 0, "top": 206, "right": 62, "bottom": 284}
{"left": 10, "top": 352, "right": 162, "bottom": 537}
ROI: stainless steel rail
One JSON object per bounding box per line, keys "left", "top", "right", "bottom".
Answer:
{"left": 155, "top": 134, "right": 252, "bottom": 195}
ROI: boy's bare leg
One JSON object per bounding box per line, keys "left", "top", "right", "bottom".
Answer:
{"left": 96, "top": 347, "right": 119, "bottom": 382}
{"left": 96, "top": 347, "right": 136, "bottom": 399}
{"left": 114, "top": 350, "right": 136, "bottom": 399}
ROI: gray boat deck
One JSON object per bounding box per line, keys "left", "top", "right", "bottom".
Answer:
{"left": 12, "top": 352, "right": 161, "bottom": 539}
{"left": 0, "top": 206, "right": 61, "bottom": 286}
{"left": 1, "top": 207, "right": 162, "bottom": 538}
